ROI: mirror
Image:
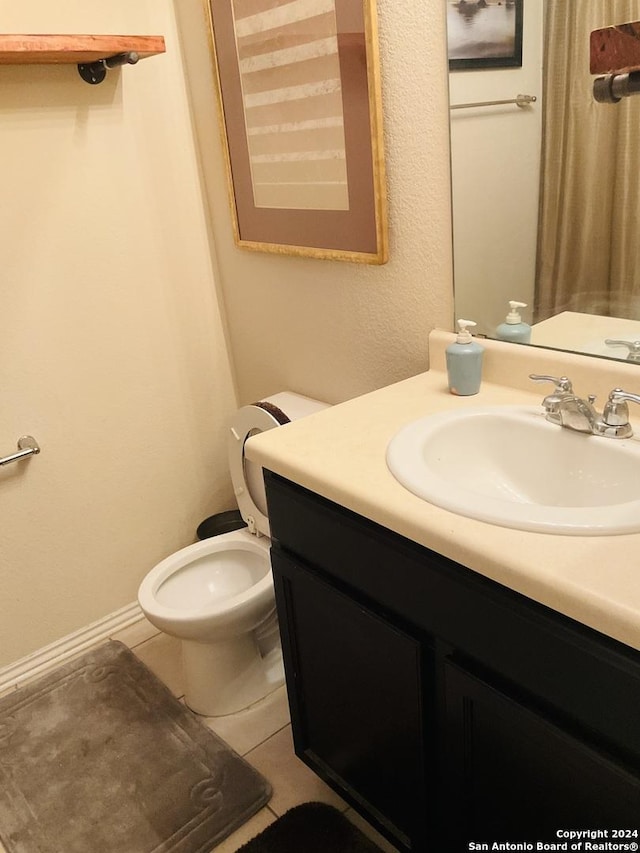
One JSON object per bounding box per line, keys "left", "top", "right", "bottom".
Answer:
{"left": 449, "top": 0, "right": 640, "bottom": 362}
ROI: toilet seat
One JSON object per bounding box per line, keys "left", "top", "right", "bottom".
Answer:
{"left": 138, "top": 528, "right": 272, "bottom": 641}
{"left": 228, "top": 404, "right": 284, "bottom": 537}
{"left": 228, "top": 393, "right": 329, "bottom": 537}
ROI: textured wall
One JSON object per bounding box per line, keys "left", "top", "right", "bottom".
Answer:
{"left": 0, "top": 0, "right": 237, "bottom": 665}
{"left": 177, "top": 0, "right": 454, "bottom": 405}
{"left": 0, "top": 0, "right": 455, "bottom": 668}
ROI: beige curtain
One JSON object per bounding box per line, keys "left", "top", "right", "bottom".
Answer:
{"left": 535, "top": 0, "right": 640, "bottom": 322}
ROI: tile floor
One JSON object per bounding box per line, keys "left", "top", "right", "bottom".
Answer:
{"left": 0, "top": 620, "right": 400, "bottom": 853}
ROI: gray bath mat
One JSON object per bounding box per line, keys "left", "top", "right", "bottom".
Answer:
{"left": 0, "top": 640, "right": 271, "bottom": 853}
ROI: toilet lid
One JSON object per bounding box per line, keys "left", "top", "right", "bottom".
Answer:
{"left": 228, "top": 404, "right": 285, "bottom": 537}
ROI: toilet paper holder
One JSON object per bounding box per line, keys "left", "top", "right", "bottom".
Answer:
{"left": 0, "top": 436, "right": 41, "bottom": 467}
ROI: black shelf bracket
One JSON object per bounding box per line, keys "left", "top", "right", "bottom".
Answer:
{"left": 593, "top": 70, "right": 640, "bottom": 103}
{"left": 77, "top": 51, "right": 139, "bottom": 85}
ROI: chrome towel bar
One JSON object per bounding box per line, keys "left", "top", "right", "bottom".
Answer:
{"left": 0, "top": 436, "right": 41, "bottom": 467}
{"left": 450, "top": 93, "right": 537, "bottom": 110}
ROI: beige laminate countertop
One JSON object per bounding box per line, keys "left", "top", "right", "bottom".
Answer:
{"left": 245, "top": 331, "right": 640, "bottom": 653}
{"left": 531, "top": 311, "right": 640, "bottom": 360}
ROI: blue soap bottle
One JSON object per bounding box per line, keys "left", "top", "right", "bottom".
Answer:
{"left": 446, "top": 319, "right": 484, "bottom": 396}
{"left": 495, "top": 301, "right": 532, "bottom": 344}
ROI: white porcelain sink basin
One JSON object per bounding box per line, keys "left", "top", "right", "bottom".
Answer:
{"left": 386, "top": 405, "right": 640, "bottom": 535}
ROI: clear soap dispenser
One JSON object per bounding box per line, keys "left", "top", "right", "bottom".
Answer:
{"left": 496, "top": 301, "right": 532, "bottom": 344}
{"left": 446, "top": 319, "right": 484, "bottom": 396}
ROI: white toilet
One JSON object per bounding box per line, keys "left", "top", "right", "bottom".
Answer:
{"left": 137, "top": 393, "right": 328, "bottom": 716}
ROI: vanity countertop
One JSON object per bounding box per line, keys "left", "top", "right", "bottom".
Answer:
{"left": 531, "top": 310, "right": 640, "bottom": 360}
{"left": 245, "top": 331, "right": 640, "bottom": 652}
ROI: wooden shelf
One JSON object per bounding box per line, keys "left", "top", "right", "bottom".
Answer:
{"left": 591, "top": 21, "right": 640, "bottom": 75}
{"left": 0, "top": 34, "right": 165, "bottom": 65}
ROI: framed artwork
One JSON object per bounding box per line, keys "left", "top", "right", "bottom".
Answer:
{"left": 205, "top": 0, "right": 388, "bottom": 264}
{"left": 448, "top": 0, "right": 524, "bottom": 70}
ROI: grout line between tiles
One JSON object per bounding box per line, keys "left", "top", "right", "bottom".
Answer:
{"left": 241, "top": 721, "right": 291, "bottom": 758}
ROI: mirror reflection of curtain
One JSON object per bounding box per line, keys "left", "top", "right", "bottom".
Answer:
{"left": 535, "top": 0, "right": 640, "bottom": 322}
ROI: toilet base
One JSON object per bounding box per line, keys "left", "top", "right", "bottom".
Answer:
{"left": 181, "top": 634, "right": 284, "bottom": 717}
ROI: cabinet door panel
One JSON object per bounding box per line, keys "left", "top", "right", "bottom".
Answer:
{"left": 444, "top": 660, "right": 640, "bottom": 845}
{"left": 272, "top": 549, "right": 431, "bottom": 851}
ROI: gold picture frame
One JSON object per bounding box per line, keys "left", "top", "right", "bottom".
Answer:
{"left": 205, "top": 0, "right": 388, "bottom": 264}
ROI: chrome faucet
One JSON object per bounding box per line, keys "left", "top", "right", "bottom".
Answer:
{"left": 529, "top": 374, "right": 640, "bottom": 438}
{"left": 604, "top": 340, "right": 640, "bottom": 363}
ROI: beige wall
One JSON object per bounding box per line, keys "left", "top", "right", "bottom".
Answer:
{"left": 176, "top": 0, "right": 454, "bottom": 406}
{"left": 0, "top": 0, "right": 238, "bottom": 666}
{"left": 0, "top": 0, "right": 454, "bottom": 668}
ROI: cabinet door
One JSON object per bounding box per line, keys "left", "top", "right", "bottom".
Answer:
{"left": 444, "top": 659, "right": 640, "bottom": 846}
{"left": 272, "top": 549, "right": 432, "bottom": 852}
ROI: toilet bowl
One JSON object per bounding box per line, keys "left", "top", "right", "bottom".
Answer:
{"left": 137, "top": 393, "right": 328, "bottom": 716}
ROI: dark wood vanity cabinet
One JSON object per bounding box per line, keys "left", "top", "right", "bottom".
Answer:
{"left": 264, "top": 472, "right": 640, "bottom": 852}
{"left": 443, "top": 660, "right": 640, "bottom": 845}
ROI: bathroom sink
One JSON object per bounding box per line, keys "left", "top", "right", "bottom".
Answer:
{"left": 386, "top": 405, "right": 640, "bottom": 535}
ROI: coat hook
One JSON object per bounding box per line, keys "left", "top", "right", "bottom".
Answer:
{"left": 77, "top": 51, "right": 139, "bottom": 85}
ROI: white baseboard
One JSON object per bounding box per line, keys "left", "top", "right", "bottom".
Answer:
{"left": 0, "top": 601, "right": 148, "bottom": 694}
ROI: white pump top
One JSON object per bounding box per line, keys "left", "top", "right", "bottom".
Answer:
{"left": 455, "top": 318, "right": 477, "bottom": 343}
{"left": 505, "top": 301, "right": 527, "bottom": 324}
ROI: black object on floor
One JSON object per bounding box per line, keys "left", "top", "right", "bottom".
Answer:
{"left": 236, "top": 802, "right": 386, "bottom": 853}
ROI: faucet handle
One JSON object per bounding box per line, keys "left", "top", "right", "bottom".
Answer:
{"left": 601, "top": 388, "right": 640, "bottom": 437}
{"left": 604, "top": 340, "right": 640, "bottom": 363}
{"left": 529, "top": 375, "right": 573, "bottom": 423}
{"left": 529, "top": 374, "right": 573, "bottom": 393}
